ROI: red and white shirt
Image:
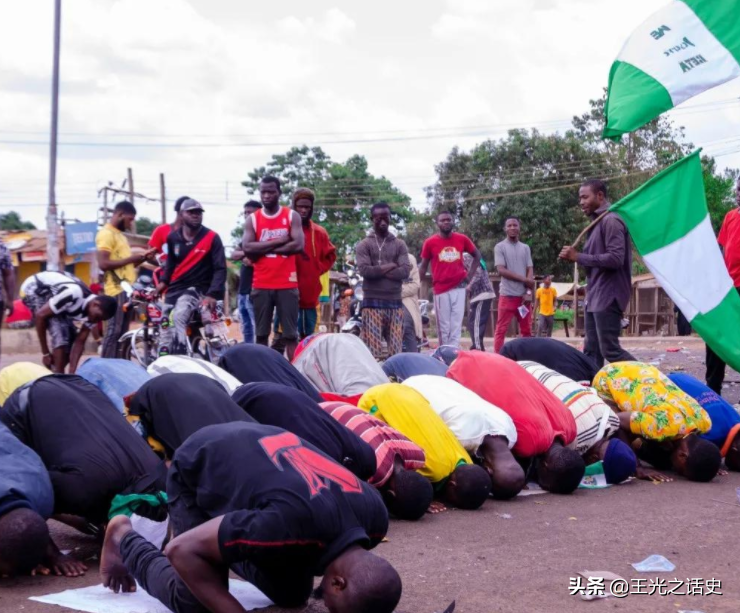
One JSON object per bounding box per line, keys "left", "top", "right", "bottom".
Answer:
{"left": 250, "top": 207, "right": 298, "bottom": 290}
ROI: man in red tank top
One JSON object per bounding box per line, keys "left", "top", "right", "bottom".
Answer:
{"left": 242, "top": 176, "right": 305, "bottom": 360}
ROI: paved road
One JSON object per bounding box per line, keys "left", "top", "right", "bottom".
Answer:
{"left": 2, "top": 476, "right": 739, "bottom": 613}
{"left": 2, "top": 341, "right": 740, "bottom": 612}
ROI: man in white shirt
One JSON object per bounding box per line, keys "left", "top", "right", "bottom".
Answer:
{"left": 21, "top": 272, "right": 117, "bottom": 373}
{"left": 402, "top": 375, "right": 526, "bottom": 499}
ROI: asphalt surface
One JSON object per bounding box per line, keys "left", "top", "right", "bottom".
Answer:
{"left": 1, "top": 476, "right": 739, "bottom": 613}
{"left": 1, "top": 338, "right": 739, "bottom": 613}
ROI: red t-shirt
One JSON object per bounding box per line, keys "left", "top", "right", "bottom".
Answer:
{"left": 251, "top": 207, "right": 298, "bottom": 290}
{"left": 421, "top": 232, "right": 477, "bottom": 294}
{"left": 719, "top": 208, "right": 740, "bottom": 287}
{"left": 149, "top": 224, "right": 173, "bottom": 261}
{"left": 447, "top": 352, "right": 576, "bottom": 458}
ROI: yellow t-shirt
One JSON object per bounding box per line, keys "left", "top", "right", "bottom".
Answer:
{"left": 358, "top": 383, "right": 471, "bottom": 484}
{"left": 0, "top": 362, "right": 52, "bottom": 405}
{"left": 536, "top": 286, "right": 558, "bottom": 317}
{"left": 96, "top": 223, "right": 136, "bottom": 297}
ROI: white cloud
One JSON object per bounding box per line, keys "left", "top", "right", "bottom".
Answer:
{"left": 0, "top": 0, "right": 738, "bottom": 247}
{"left": 278, "top": 8, "right": 356, "bottom": 44}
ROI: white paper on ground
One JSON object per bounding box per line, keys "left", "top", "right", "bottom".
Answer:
{"left": 517, "top": 482, "right": 549, "bottom": 497}
{"left": 29, "top": 579, "right": 273, "bottom": 613}
{"left": 130, "top": 514, "right": 168, "bottom": 551}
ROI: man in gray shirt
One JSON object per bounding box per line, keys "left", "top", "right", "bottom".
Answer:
{"left": 559, "top": 179, "right": 635, "bottom": 367}
{"left": 493, "top": 217, "right": 534, "bottom": 353}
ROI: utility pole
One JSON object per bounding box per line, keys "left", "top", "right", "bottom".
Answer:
{"left": 102, "top": 185, "right": 108, "bottom": 223}
{"left": 127, "top": 167, "right": 136, "bottom": 234}
{"left": 46, "top": 0, "right": 62, "bottom": 271}
{"left": 159, "top": 173, "right": 166, "bottom": 224}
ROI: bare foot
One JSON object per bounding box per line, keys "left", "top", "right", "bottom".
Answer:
{"left": 426, "top": 500, "right": 448, "bottom": 514}
{"left": 100, "top": 515, "right": 136, "bottom": 593}
{"left": 718, "top": 468, "right": 729, "bottom": 477}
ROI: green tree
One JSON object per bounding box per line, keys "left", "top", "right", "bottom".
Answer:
{"left": 702, "top": 156, "right": 738, "bottom": 234}
{"left": 134, "top": 216, "right": 158, "bottom": 237}
{"left": 426, "top": 93, "right": 723, "bottom": 279}
{"left": 239, "top": 146, "right": 416, "bottom": 265}
{"left": 426, "top": 129, "right": 608, "bottom": 278}
{"left": 0, "top": 211, "right": 36, "bottom": 231}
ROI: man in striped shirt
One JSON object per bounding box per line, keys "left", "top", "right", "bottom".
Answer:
{"left": 518, "top": 361, "right": 637, "bottom": 485}
{"left": 21, "top": 272, "right": 117, "bottom": 374}
{"left": 320, "top": 401, "right": 432, "bottom": 520}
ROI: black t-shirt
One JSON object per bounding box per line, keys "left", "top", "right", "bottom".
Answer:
{"left": 1, "top": 375, "right": 166, "bottom": 522}
{"left": 161, "top": 225, "right": 227, "bottom": 304}
{"left": 128, "top": 373, "right": 254, "bottom": 459}
{"left": 239, "top": 263, "right": 254, "bottom": 295}
{"left": 232, "top": 382, "right": 376, "bottom": 481}
{"left": 221, "top": 344, "right": 323, "bottom": 403}
{"left": 382, "top": 353, "right": 449, "bottom": 382}
{"left": 169, "top": 422, "right": 388, "bottom": 575}
{"left": 499, "top": 338, "right": 599, "bottom": 383}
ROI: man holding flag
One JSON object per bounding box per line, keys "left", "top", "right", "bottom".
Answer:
{"left": 559, "top": 180, "right": 636, "bottom": 367}
{"left": 705, "top": 178, "right": 740, "bottom": 394}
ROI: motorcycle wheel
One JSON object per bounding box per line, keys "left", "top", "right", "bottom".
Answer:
{"left": 123, "top": 327, "right": 157, "bottom": 366}
{"left": 191, "top": 337, "right": 211, "bottom": 362}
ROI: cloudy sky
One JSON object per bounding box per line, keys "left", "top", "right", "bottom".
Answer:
{"left": 2, "top": 0, "right": 739, "bottom": 242}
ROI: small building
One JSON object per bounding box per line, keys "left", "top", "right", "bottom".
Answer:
{"left": 626, "top": 273, "right": 677, "bottom": 336}
{"left": 0, "top": 227, "right": 151, "bottom": 297}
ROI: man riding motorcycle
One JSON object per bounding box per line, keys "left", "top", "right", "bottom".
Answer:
{"left": 154, "top": 199, "right": 227, "bottom": 356}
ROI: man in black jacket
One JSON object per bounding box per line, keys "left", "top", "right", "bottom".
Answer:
{"left": 156, "top": 199, "right": 227, "bottom": 356}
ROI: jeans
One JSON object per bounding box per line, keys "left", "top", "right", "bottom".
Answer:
{"left": 298, "top": 307, "right": 318, "bottom": 339}
{"left": 538, "top": 314, "right": 554, "bottom": 337}
{"left": 101, "top": 292, "right": 133, "bottom": 358}
{"left": 494, "top": 296, "right": 532, "bottom": 353}
{"left": 238, "top": 293, "right": 255, "bottom": 343}
{"left": 584, "top": 300, "right": 635, "bottom": 368}
{"left": 158, "top": 290, "right": 212, "bottom": 356}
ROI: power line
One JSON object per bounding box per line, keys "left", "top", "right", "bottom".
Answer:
{"left": 1, "top": 97, "right": 736, "bottom": 139}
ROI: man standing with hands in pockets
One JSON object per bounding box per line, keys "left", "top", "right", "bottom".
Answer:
{"left": 493, "top": 217, "right": 534, "bottom": 353}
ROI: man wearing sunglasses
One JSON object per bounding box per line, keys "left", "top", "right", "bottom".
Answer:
{"left": 155, "top": 199, "right": 227, "bottom": 356}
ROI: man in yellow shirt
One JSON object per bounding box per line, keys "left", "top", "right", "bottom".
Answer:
{"left": 594, "top": 362, "right": 721, "bottom": 482}
{"left": 358, "top": 383, "right": 491, "bottom": 511}
{"left": 535, "top": 275, "right": 558, "bottom": 338}
{"left": 96, "top": 201, "right": 154, "bottom": 358}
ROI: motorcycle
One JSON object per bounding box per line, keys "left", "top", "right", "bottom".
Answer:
{"left": 418, "top": 299, "right": 430, "bottom": 351}
{"left": 117, "top": 275, "right": 236, "bottom": 366}
{"left": 341, "top": 282, "right": 363, "bottom": 336}
{"left": 340, "top": 263, "right": 364, "bottom": 336}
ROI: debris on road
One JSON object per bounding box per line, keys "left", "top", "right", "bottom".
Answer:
{"left": 631, "top": 554, "right": 675, "bottom": 572}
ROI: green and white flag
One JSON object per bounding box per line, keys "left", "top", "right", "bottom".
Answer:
{"left": 610, "top": 150, "right": 740, "bottom": 371}
{"left": 603, "top": 0, "right": 740, "bottom": 140}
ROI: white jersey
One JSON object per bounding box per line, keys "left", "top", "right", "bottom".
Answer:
{"left": 403, "top": 375, "right": 517, "bottom": 452}
{"left": 21, "top": 272, "right": 94, "bottom": 322}
{"left": 147, "top": 355, "right": 242, "bottom": 395}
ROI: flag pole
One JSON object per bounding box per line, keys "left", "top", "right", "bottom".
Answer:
{"left": 570, "top": 209, "right": 610, "bottom": 337}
